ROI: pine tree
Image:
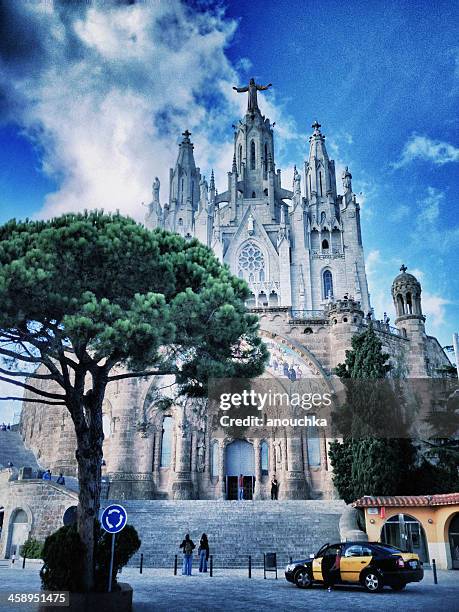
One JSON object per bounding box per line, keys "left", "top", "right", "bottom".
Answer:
{"left": 329, "top": 324, "right": 415, "bottom": 503}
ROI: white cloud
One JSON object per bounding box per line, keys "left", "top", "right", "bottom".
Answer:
{"left": 413, "top": 186, "right": 459, "bottom": 253}
{"left": 394, "top": 134, "right": 459, "bottom": 168}
{"left": 1, "top": 2, "right": 299, "bottom": 221}
{"left": 422, "top": 292, "right": 451, "bottom": 330}
{"left": 392, "top": 204, "right": 410, "bottom": 221}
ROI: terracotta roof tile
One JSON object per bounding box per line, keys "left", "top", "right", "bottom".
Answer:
{"left": 352, "top": 493, "right": 459, "bottom": 508}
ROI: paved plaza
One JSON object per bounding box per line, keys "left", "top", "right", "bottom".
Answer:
{"left": 0, "top": 566, "right": 458, "bottom": 612}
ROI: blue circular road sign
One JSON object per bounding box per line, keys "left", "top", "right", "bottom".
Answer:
{"left": 101, "top": 504, "right": 127, "bottom": 534}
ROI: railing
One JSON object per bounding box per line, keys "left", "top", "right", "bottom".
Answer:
{"left": 361, "top": 319, "right": 407, "bottom": 339}
{"left": 290, "top": 310, "right": 326, "bottom": 320}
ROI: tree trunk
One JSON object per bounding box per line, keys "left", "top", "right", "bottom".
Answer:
{"left": 73, "top": 380, "right": 105, "bottom": 592}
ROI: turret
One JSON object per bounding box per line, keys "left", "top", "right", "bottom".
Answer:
{"left": 168, "top": 130, "right": 200, "bottom": 236}
{"left": 305, "top": 121, "right": 337, "bottom": 207}
{"left": 392, "top": 265, "right": 424, "bottom": 322}
{"left": 391, "top": 265, "right": 429, "bottom": 376}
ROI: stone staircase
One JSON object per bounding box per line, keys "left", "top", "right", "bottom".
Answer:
{"left": 0, "top": 430, "right": 39, "bottom": 471}
{"left": 110, "top": 499, "right": 345, "bottom": 569}
{"left": 0, "top": 429, "right": 79, "bottom": 493}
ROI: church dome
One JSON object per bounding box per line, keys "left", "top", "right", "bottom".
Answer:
{"left": 391, "top": 265, "right": 423, "bottom": 318}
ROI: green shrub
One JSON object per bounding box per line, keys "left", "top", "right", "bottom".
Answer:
{"left": 94, "top": 523, "right": 141, "bottom": 592}
{"left": 40, "top": 525, "right": 86, "bottom": 592}
{"left": 20, "top": 538, "right": 44, "bottom": 559}
{"left": 39, "top": 521, "right": 141, "bottom": 593}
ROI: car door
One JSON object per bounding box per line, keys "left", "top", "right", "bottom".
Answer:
{"left": 311, "top": 543, "right": 329, "bottom": 581}
{"left": 340, "top": 544, "right": 373, "bottom": 583}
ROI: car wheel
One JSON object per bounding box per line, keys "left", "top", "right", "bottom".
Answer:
{"left": 294, "top": 569, "right": 312, "bottom": 589}
{"left": 391, "top": 583, "right": 406, "bottom": 591}
{"left": 362, "top": 570, "right": 383, "bottom": 592}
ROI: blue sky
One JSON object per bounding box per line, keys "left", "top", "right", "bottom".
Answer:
{"left": 0, "top": 0, "right": 458, "bottom": 420}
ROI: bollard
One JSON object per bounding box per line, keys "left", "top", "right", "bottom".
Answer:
{"left": 432, "top": 559, "right": 438, "bottom": 584}
{"left": 140, "top": 553, "right": 143, "bottom": 574}
{"left": 210, "top": 554, "right": 213, "bottom": 577}
{"left": 22, "top": 555, "right": 26, "bottom": 569}
{"left": 174, "top": 554, "right": 178, "bottom": 576}
{"left": 248, "top": 555, "right": 252, "bottom": 579}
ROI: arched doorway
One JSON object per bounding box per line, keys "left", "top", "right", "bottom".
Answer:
{"left": 381, "top": 514, "right": 429, "bottom": 564}
{"left": 6, "top": 509, "right": 29, "bottom": 559}
{"left": 225, "top": 440, "right": 254, "bottom": 500}
{"left": 448, "top": 513, "right": 459, "bottom": 569}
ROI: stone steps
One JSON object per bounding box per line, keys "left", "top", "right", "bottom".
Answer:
{"left": 0, "top": 431, "right": 39, "bottom": 470}
{"left": 109, "top": 499, "right": 345, "bottom": 568}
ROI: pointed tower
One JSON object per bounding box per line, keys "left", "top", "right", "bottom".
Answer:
{"left": 305, "top": 121, "right": 338, "bottom": 221}
{"left": 229, "top": 78, "right": 278, "bottom": 221}
{"left": 167, "top": 130, "right": 201, "bottom": 237}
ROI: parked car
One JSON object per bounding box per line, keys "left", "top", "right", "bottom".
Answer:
{"left": 285, "top": 541, "right": 423, "bottom": 592}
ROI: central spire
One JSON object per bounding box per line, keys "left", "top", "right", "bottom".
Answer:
{"left": 233, "top": 77, "right": 272, "bottom": 113}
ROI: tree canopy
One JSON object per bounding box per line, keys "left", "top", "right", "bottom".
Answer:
{"left": 0, "top": 211, "right": 268, "bottom": 589}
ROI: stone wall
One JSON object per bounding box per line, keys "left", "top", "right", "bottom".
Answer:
{"left": 0, "top": 472, "right": 78, "bottom": 558}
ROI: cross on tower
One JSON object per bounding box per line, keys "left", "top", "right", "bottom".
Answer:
{"left": 400, "top": 264, "right": 407, "bottom": 273}
{"left": 312, "top": 120, "right": 322, "bottom": 133}
{"left": 182, "top": 129, "right": 191, "bottom": 142}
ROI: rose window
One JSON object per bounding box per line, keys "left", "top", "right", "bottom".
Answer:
{"left": 238, "top": 242, "right": 265, "bottom": 281}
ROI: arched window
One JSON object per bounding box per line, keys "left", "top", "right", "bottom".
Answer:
{"left": 319, "top": 171, "right": 323, "bottom": 196}
{"left": 307, "top": 425, "right": 321, "bottom": 467}
{"left": 323, "top": 270, "right": 333, "bottom": 299}
{"left": 238, "top": 242, "right": 265, "bottom": 283}
{"left": 102, "top": 414, "right": 111, "bottom": 439}
{"left": 211, "top": 440, "right": 219, "bottom": 478}
{"left": 252, "top": 191, "right": 256, "bottom": 198}
{"left": 264, "top": 143, "right": 268, "bottom": 174}
{"left": 406, "top": 292, "right": 413, "bottom": 314}
{"left": 238, "top": 144, "right": 243, "bottom": 173}
{"left": 178, "top": 218, "right": 183, "bottom": 226}
{"left": 322, "top": 239, "right": 329, "bottom": 250}
{"left": 261, "top": 441, "right": 269, "bottom": 475}
{"left": 160, "top": 416, "right": 173, "bottom": 467}
{"left": 250, "top": 140, "right": 256, "bottom": 170}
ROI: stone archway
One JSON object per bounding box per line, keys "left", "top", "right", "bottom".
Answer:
{"left": 381, "top": 513, "right": 429, "bottom": 564}
{"left": 5, "top": 508, "right": 30, "bottom": 559}
{"left": 448, "top": 513, "right": 459, "bottom": 569}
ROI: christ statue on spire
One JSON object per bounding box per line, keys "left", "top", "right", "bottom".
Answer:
{"left": 233, "top": 78, "right": 272, "bottom": 112}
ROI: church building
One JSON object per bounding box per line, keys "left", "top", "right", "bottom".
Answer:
{"left": 18, "top": 81, "right": 452, "bottom": 502}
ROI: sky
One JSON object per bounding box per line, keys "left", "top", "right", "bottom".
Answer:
{"left": 0, "top": 0, "right": 458, "bottom": 421}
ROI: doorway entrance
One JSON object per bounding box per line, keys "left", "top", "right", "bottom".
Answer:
{"left": 6, "top": 509, "right": 29, "bottom": 559}
{"left": 381, "top": 514, "right": 429, "bottom": 564}
{"left": 226, "top": 476, "right": 255, "bottom": 500}
{"left": 225, "top": 440, "right": 255, "bottom": 500}
{"left": 448, "top": 513, "right": 459, "bottom": 569}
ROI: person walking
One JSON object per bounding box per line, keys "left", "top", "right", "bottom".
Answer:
{"left": 179, "top": 534, "right": 195, "bottom": 576}
{"left": 238, "top": 474, "right": 244, "bottom": 500}
{"left": 56, "top": 473, "right": 65, "bottom": 485}
{"left": 271, "top": 475, "right": 279, "bottom": 500}
{"left": 198, "top": 533, "right": 209, "bottom": 573}
{"left": 42, "top": 469, "right": 52, "bottom": 481}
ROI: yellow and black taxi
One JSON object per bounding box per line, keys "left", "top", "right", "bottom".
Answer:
{"left": 285, "top": 542, "right": 424, "bottom": 592}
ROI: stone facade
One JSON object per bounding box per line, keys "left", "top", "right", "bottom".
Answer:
{"left": 0, "top": 468, "right": 77, "bottom": 558}
{"left": 18, "top": 85, "right": 452, "bottom": 503}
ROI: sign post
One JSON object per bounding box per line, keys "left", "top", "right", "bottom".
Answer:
{"left": 100, "top": 504, "right": 128, "bottom": 593}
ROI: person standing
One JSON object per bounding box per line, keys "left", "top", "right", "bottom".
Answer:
{"left": 198, "top": 533, "right": 209, "bottom": 573}
{"left": 238, "top": 474, "right": 244, "bottom": 500}
{"left": 179, "top": 534, "right": 195, "bottom": 576}
{"left": 271, "top": 475, "right": 279, "bottom": 500}
{"left": 42, "top": 469, "right": 51, "bottom": 481}
{"left": 56, "top": 473, "right": 65, "bottom": 485}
